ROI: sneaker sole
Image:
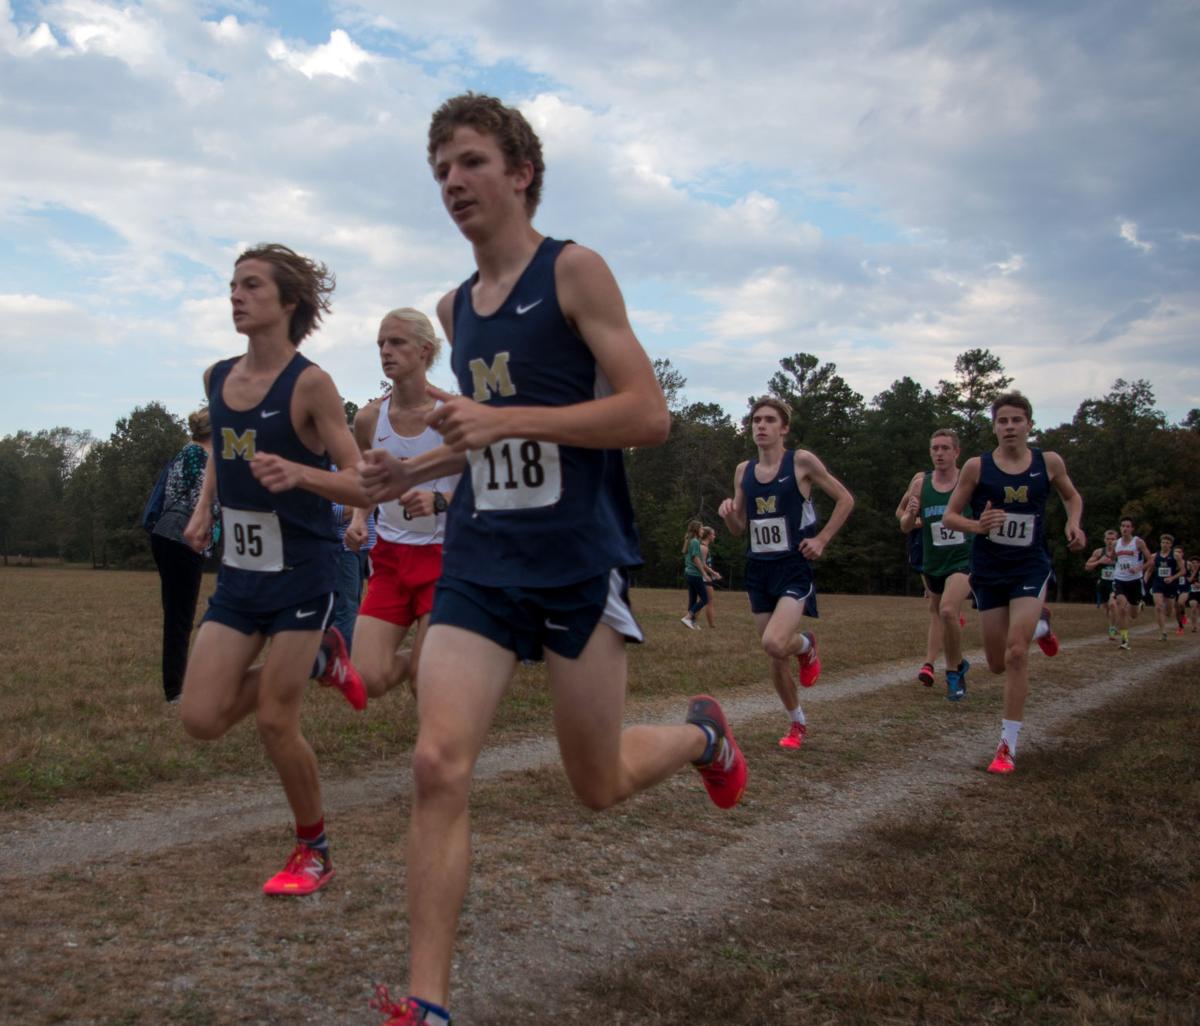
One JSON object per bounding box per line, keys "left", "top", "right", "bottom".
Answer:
{"left": 263, "top": 868, "right": 336, "bottom": 896}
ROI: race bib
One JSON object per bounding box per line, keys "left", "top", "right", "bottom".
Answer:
{"left": 1157, "top": 565, "right": 1170, "bottom": 578}
{"left": 749, "top": 516, "right": 790, "bottom": 554}
{"left": 469, "top": 438, "right": 562, "bottom": 511}
{"left": 1118, "top": 559, "right": 1138, "bottom": 573}
{"left": 382, "top": 499, "right": 436, "bottom": 535}
{"left": 931, "top": 521, "right": 966, "bottom": 547}
{"left": 1191, "top": 582, "right": 1200, "bottom": 593}
{"left": 987, "top": 512, "right": 1036, "bottom": 548}
{"left": 222, "top": 507, "right": 284, "bottom": 571}
{"left": 1100, "top": 566, "right": 1115, "bottom": 580}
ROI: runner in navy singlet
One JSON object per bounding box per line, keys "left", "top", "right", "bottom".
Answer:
{"left": 356, "top": 94, "right": 747, "bottom": 1026}
{"left": 1149, "top": 534, "right": 1185, "bottom": 640}
{"left": 942, "top": 392, "right": 1086, "bottom": 775}
{"left": 717, "top": 396, "right": 855, "bottom": 751}
{"left": 180, "top": 244, "right": 369, "bottom": 897}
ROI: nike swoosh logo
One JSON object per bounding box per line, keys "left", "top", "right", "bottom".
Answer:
{"left": 261, "top": 410, "right": 281, "bottom": 419}
{"left": 376, "top": 434, "right": 391, "bottom": 443}
{"left": 544, "top": 619, "right": 569, "bottom": 631}
{"left": 777, "top": 476, "right": 792, "bottom": 483}
{"left": 296, "top": 609, "right": 317, "bottom": 618}
{"left": 1029, "top": 472, "right": 1041, "bottom": 477}
{"left": 516, "top": 299, "right": 543, "bottom": 315}
{"left": 1022, "top": 586, "right": 1038, "bottom": 591}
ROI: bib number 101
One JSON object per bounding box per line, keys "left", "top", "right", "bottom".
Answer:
{"left": 469, "top": 438, "right": 562, "bottom": 510}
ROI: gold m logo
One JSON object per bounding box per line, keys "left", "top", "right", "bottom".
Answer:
{"left": 221, "top": 428, "right": 257, "bottom": 460}
{"left": 755, "top": 496, "right": 778, "bottom": 514}
{"left": 1003, "top": 485, "right": 1028, "bottom": 504}
{"left": 469, "top": 353, "right": 516, "bottom": 402}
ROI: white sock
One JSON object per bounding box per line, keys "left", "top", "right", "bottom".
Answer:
{"left": 796, "top": 633, "right": 812, "bottom": 655}
{"left": 1001, "top": 718, "right": 1022, "bottom": 755}
{"left": 789, "top": 706, "right": 806, "bottom": 725}
{"left": 1033, "top": 618, "right": 1050, "bottom": 640}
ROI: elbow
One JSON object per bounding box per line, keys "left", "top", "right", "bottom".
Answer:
{"left": 634, "top": 405, "right": 671, "bottom": 447}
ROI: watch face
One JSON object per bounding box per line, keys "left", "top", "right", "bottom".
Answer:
{"left": 434, "top": 492, "right": 448, "bottom": 513}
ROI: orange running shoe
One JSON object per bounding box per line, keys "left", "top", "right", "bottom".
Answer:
{"left": 1035, "top": 609, "right": 1059, "bottom": 657}
{"left": 778, "top": 721, "right": 807, "bottom": 750}
{"left": 263, "top": 843, "right": 334, "bottom": 896}
{"left": 368, "top": 986, "right": 450, "bottom": 1026}
{"left": 316, "top": 626, "right": 367, "bottom": 711}
{"left": 798, "top": 632, "right": 821, "bottom": 687}
{"left": 917, "top": 662, "right": 935, "bottom": 686}
{"left": 686, "top": 694, "right": 747, "bottom": 809}
{"left": 987, "top": 740, "right": 1015, "bottom": 775}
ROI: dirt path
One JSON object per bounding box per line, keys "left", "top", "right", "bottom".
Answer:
{"left": 0, "top": 631, "right": 1118, "bottom": 881}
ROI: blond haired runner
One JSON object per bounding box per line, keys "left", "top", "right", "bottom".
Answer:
{"left": 347, "top": 309, "right": 460, "bottom": 700}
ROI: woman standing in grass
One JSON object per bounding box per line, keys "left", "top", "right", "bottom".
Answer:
{"left": 149, "top": 408, "right": 216, "bottom": 704}
{"left": 680, "top": 519, "right": 712, "bottom": 629}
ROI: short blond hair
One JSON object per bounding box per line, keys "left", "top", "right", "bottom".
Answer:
{"left": 380, "top": 307, "right": 442, "bottom": 368}
{"left": 931, "top": 428, "right": 960, "bottom": 448}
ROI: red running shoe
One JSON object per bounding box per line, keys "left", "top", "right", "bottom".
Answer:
{"left": 778, "top": 721, "right": 807, "bottom": 750}
{"left": 917, "top": 662, "right": 935, "bottom": 686}
{"left": 1035, "top": 609, "right": 1059, "bottom": 658}
{"left": 987, "top": 740, "right": 1015, "bottom": 775}
{"left": 686, "top": 694, "right": 748, "bottom": 809}
{"left": 368, "top": 987, "right": 450, "bottom": 1026}
{"left": 262, "top": 843, "right": 334, "bottom": 896}
{"left": 317, "top": 626, "right": 367, "bottom": 710}
{"left": 797, "top": 632, "right": 821, "bottom": 687}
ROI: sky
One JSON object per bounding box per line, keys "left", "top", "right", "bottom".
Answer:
{"left": 2, "top": 0, "right": 1198, "bottom": 443}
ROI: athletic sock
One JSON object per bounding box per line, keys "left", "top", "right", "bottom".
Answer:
{"left": 788, "top": 706, "right": 806, "bottom": 725}
{"left": 693, "top": 723, "right": 719, "bottom": 766}
{"left": 1033, "top": 618, "right": 1050, "bottom": 640}
{"left": 796, "top": 633, "right": 812, "bottom": 655}
{"left": 408, "top": 997, "right": 451, "bottom": 1026}
{"left": 296, "top": 818, "right": 329, "bottom": 856}
{"left": 310, "top": 645, "right": 328, "bottom": 680}
{"left": 1120, "top": 629, "right": 1129, "bottom": 642}
{"left": 1001, "top": 719, "right": 1022, "bottom": 756}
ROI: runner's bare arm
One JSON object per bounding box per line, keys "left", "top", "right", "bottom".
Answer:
{"left": 424, "top": 246, "right": 670, "bottom": 453}
{"left": 942, "top": 458, "right": 998, "bottom": 535}
{"left": 718, "top": 461, "right": 749, "bottom": 536}
{"left": 896, "top": 472, "right": 923, "bottom": 532}
{"left": 1045, "top": 451, "right": 1086, "bottom": 550}
{"left": 795, "top": 449, "right": 854, "bottom": 559}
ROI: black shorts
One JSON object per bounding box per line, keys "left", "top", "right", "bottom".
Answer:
{"left": 1112, "top": 578, "right": 1144, "bottom": 605}
{"left": 1095, "top": 579, "right": 1114, "bottom": 605}
{"left": 202, "top": 592, "right": 335, "bottom": 636}
{"left": 923, "top": 570, "right": 969, "bottom": 596}
{"left": 744, "top": 557, "right": 819, "bottom": 617}
{"left": 429, "top": 569, "right": 643, "bottom": 663}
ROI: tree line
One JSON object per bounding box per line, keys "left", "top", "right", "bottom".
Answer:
{"left": 3, "top": 349, "right": 1197, "bottom": 602}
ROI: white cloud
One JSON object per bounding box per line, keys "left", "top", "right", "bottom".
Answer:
{"left": 268, "top": 27, "right": 374, "bottom": 80}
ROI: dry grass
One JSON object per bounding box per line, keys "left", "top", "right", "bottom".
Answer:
{"left": 0, "top": 565, "right": 1101, "bottom": 810}
{"left": 3, "top": 563, "right": 1193, "bottom": 1025}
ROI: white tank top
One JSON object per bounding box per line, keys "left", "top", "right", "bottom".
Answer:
{"left": 372, "top": 394, "right": 461, "bottom": 546}
{"left": 1112, "top": 536, "right": 1145, "bottom": 581}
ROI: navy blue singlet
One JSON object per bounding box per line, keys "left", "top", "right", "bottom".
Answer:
{"left": 442, "top": 237, "right": 641, "bottom": 588}
{"left": 208, "top": 353, "right": 337, "bottom": 611}
{"left": 968, "top": 447, "right": 1051, "bottom": 582}
{"left": 741, "top": 451, "right": 818, "bottom": 564}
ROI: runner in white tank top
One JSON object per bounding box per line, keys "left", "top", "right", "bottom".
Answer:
{"left": 347, "top": 308, "right": 460, "bottom": 699}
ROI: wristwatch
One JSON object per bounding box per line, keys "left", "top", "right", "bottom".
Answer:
{"left": 433, "top": 491, "right": 448, "bottom": 514}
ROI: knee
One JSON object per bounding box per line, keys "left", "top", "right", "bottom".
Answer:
{"left": 571, "top": 780, "right": 623, "bottom": 813}
{"left": 761, "top": 634, "right": 790, "bottom": 661}
{"left": 181, "top": 708, "right": 225, "bottom": 741}
{"left": 1005, "top": 642, "right": 1028, "bottom": 672}
{"left": 411, "top": 739, "right": 473, "bottom": 806}
{"left": 938, "top": 604, "right": 958, "bottom": 629}
{"left": 361, "top": 665, "right": 388, "bottom": 699}
{"left": 255, "top": 703, "right": 298, "bottom": 748}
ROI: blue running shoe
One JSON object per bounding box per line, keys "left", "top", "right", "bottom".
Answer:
{"left": 946, "top": 670, "right": 963, "bottom": 701}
